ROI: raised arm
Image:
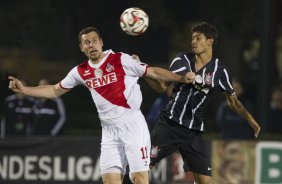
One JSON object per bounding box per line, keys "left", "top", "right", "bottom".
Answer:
{"left": 225, "top": 93, "right": 261, "bottom": 138}
{"left": 8, "top": 76, "right": 69, "bottom": 98}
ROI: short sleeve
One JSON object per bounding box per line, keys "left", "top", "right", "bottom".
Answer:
{"left": 218, "top": 67, "right": 234, "bottom": 95}
{"left": 120, "top": 53, "right": 148, "bottom": 77}
{"left": 60, "top": 67, "right": 82, "bottom": 89}
{"left": 169, "top": 53, "right": 192, "bottom": 75}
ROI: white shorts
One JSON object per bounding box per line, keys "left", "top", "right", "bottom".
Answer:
{"left": 100, "top": 110, "right": 151, "bottom": 175}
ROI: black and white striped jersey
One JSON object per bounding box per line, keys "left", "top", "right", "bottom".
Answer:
{"left": 161, "top": 52, "right": 235, "bottom": 131}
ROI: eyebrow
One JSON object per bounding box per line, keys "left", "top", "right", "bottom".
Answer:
{"left": 192, "top": 34, "right": 201, "bottom": 38}
{"left": 82, "top": 37, "right": 99, "bottom": 42}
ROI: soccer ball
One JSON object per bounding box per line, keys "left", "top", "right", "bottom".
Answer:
{"left": 120, "top": 7, "right": 149, "bottom": 36}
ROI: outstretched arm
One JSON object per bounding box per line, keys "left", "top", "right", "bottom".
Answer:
{"left": 8, "top": 76, "right": 69, "bottom": 98}
{"left": 131, "top": 55, "right": 169, "bottom": 93}
{"left": 131, "top": 54, "right": 194, "bottom": 93}
{"left": 225, "top": 93, "right": 261, "bottom": 138}
{"left": 144, "top": 67, "right": 195, "bottom": 92}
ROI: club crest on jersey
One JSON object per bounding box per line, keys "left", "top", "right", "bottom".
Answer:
{"left": 151, "top": 146, "right": 160, "bottom": 158}
{"left": 106, "top": 63, "right": 114, "bottom": 72}
{"left": 204, "top": 73, "right": 213, "bottom": 85}
{"left": 94, "top": 68, "right": 103, "bottom": 78}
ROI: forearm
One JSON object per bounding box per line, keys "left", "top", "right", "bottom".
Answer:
{"left": 226, "top": 93, "right": 260, "bottom": 137}
{"left": 230, "top": 100, "right": 254, "bottom": 122}
{"left": 146, "top": 67, "right": 184, "bottom": 83}
{"left": 23, "top": 85, "right": 60, "bottom": 98}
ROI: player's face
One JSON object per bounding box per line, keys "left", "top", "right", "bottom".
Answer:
{"left": 79, "top": 31, "right": 104, "bottom": 63}
{"left": 191, "top": 32, "right": 213, "bottom": 55}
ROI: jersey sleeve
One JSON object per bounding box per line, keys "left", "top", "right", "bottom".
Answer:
{"left": 120, "top": 53, "right": 148, "bottom": 77}
{"left": 60, "top": 67, "right": 82, "bottom": 89}
{"left": 169, "top": 53, "right": 192, "bottom": 75}
{"left": 218, "top": 67, "right": 234, "bottom": 95}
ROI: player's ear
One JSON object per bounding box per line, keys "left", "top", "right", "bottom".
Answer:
{"left": 207, "top": 39, "right": 214, "bottom": 46}
{"left": 79, "top": 44, "right": 84, "bottom": 52}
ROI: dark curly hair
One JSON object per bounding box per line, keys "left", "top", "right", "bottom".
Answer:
{"left": 191, "top": 22, "right": 218, "bottom": 45}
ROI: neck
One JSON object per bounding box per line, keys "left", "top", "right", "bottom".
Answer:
{"left": 195, "top": 49, "right": 212, "bottom": 65}
{"left": 90, "top": 52, "right": 106, "bottom": 64}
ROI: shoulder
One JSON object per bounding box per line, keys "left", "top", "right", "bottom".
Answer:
{"left": 77, "top": 61, "right": 89, "bottom": 70}
{"left": 176, "top": 52, "right": 194, "bottom": 58}
{"left": 119, "top": 51, "right": 147, "bottom": 66}
{"left": 71, "top": 61, "right": 89, "bottom": 77}
{"left": 170, "top": 52, "right": 194, "bottom": 64}
{"left": 214, "top": 58, "right": 232, "bottom": 75}
{"left": 216, "top": 58, "right": 229, "bottom": 69}
{"left": 169, "top": 52, "right": 194, "bottom": 73}
{"left": 118, "top": 52, "right": 131, "bottom": 60}
{"left": 103, "top": 51, "right": 130, "bottom": 63}
{"left": 173, "top": 52, "right": 194, "bottom": 61}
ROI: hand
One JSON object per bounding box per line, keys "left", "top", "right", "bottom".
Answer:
{"left": 8, "top": 76, "right": 25, "bottom": 94}
{"left": 249, "top": 119, "right": 261, "bottom": 138}
{"left": 183, "top": 72, "right": 195, "bottom": 84}
{"left": 132, "top": 54, "right": 140, "bottom": 62}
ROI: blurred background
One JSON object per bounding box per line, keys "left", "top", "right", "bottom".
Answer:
{"left": 0, "top": 0, "right": 281, "bottom": 139}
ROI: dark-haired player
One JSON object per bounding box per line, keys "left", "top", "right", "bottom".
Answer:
{"left": 148, "top": 22, "right": 260, "bottom": 184}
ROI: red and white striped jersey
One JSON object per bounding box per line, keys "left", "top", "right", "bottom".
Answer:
{"left": 60, "top": 50, "right": 148, "bottom": 125}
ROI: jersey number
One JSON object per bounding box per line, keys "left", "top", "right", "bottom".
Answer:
{"left": 140, "top": 147, "right": 148, "bottom": 159}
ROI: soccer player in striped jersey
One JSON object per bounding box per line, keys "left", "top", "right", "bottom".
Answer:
{"left": 148, "top": 22, "right": 261, "bottom": 184}
{"left": 7, "top": 27, "right": 195, "bottom": 184}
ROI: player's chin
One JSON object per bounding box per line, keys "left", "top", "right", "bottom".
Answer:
{"left": 191, "top": 47, "right": 198, "bottom": 52}
{"left": 88, "top": 54, "right": 99, "bottom": 61}
{"left": 192, "top": 49, "right": 203, "bottom": 55}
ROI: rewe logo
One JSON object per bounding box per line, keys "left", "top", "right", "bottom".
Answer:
{"left": 85, "top": 72, "right": 117, "bottom": 88}
{"left": 255, "top": 142, "right": 282, "bottom": 184}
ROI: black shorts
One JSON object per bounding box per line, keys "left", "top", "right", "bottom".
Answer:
{"left": 150, "top": 115, "right": 211, "bottom": 176}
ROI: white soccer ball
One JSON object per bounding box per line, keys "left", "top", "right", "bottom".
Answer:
{"left": 120, "top": 7, "right": 149, "bottom": 36}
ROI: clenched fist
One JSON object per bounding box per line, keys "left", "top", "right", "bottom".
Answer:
{"left": 8, "top": 76, "right": 25, "bottom": 94}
